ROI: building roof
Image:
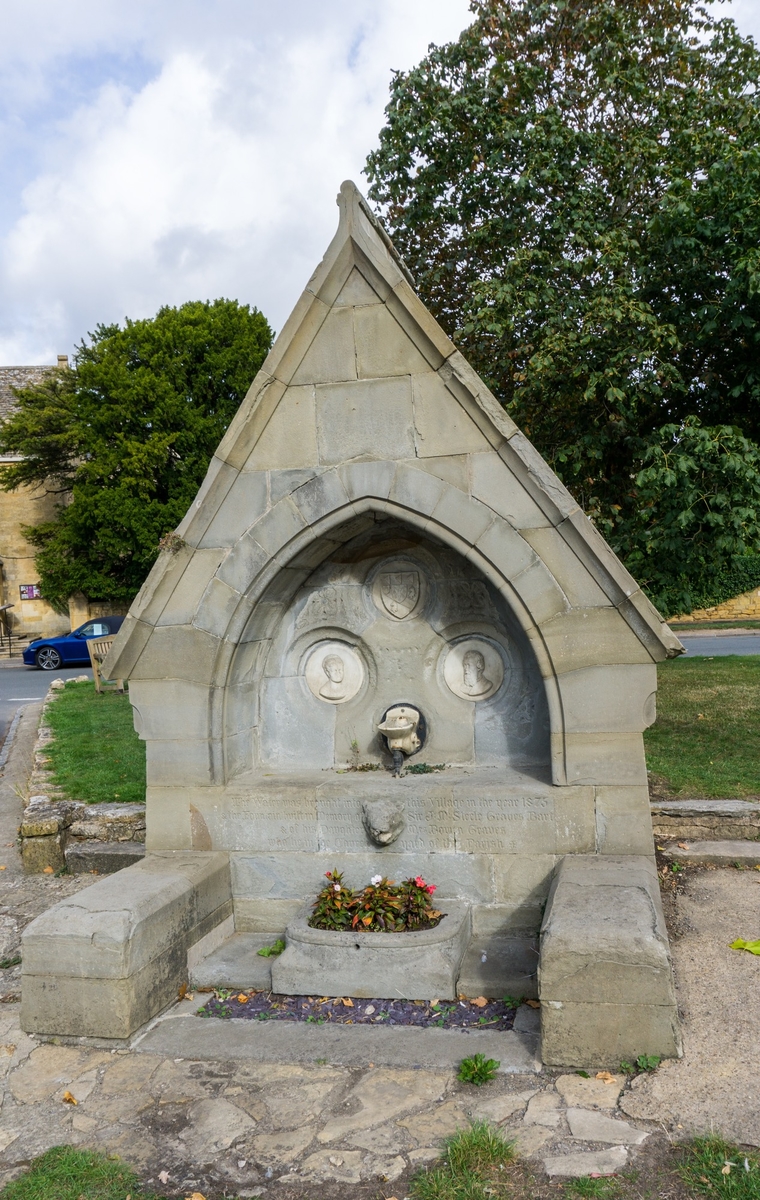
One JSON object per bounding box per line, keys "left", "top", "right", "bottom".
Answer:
{"left": 0, "top": 359, "right": 69, "bottom": 422}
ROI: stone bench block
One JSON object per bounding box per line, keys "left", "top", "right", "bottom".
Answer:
{"left": 21, "top": 851, "right": 232, "bottom": 1039}
{"left": 272, "top": 902, "right": 470, "bottom": 1000}
{"left": 538, "top": 855, "right": 681, "bottom": 1066}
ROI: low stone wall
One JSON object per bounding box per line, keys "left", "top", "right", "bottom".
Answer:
{"left": 19, "top": 679, "right": 145, "bottom": 873}
{"left": 651, "top": 799, "right": 760, "bottom": 842}
{"left": 675, "top": 586, "right": 760, "bottom": 622}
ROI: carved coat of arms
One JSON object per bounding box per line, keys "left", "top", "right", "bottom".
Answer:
{"left": 379, "top": 570, "right": 420, "bottom": 619}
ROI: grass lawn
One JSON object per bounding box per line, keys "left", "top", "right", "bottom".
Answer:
{"left": 0, "top": 1147, "right": 164, "bottom": 1199}
{"left": 645, "top": 656, "right": 760, "bottom": 799}
{"left": 44, "top": 681, "right": 145, "bottom": 805}
{"left": 4, "top": 1134, "right": 760, "bottom": 1200}
{"left": 670, "top": 620, "right": 760, "bottom": 630}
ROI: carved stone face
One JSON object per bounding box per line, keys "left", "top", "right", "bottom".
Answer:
{"left": 362, "top": 796, "right": 406, "bottom": 846}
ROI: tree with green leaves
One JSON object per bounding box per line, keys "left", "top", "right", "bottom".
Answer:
{"left": 366, "top": 0, "right": 760, "bottom": 612}
{"left": 0, "top": 299, "right": 272, "bottom": 609}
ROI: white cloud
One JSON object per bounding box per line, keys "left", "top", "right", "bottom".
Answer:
{"left": 0, "top": 0, "right": 472, "bottom": 362}
{"left": 1, "top": 0, "right": 758, "bottom": 364}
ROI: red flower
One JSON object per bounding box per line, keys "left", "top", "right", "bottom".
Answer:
{"left": 414, "top": 875, "right": 426, "bottom": 888}
{"left": 426, "top": 884, "right": 436, "bottom": 894}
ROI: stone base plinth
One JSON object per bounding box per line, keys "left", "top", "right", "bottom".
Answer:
{"left": 272, "top": 902, "right": 471, "bottom": 1000}
{"left": 539, "top": 855, "right": 681, "bottom": 1067}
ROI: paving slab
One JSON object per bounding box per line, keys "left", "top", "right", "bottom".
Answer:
{"left": 543, "top": 1147, "right": 629, "bottom": 1176}
{"left": 661, "top": 840, "right": 760, "bottom": 866}
{"left": 620, "top": 869, "right": 760, "bottom": 1146}
{"left": 135, "top": 1011, "right": 542, "bottom": 1072}
{"left": 189, "top": 931, "right": 276, "bottom": 989}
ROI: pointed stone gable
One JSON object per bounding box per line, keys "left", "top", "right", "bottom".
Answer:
{"left": 105, "top": 180, "right": 681, "bottom": 793}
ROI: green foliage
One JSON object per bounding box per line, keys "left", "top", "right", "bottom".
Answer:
{"left": 45, "top": 681, "right": 145, "bottom": 805}
{"left": 309, "top": 872, "right": 442, "bottom": 933}
{"left": 410, "top": 1121, "right": 514, "bottom": 1200}
{"left": 309, "top": 870, "right": 356, "bottom": 930}
{"left": 565, "top": 1179, "right": 621, "bottom": 1199}
{"left": 0, "top": 1145, "right": 165, "bottom": 1199}
{"left": 620, "top": 1055, "right": 660, "bottom": 1076}
{"left": 0, "top": 299, "right": 272, "bottom": 608}
{"left": 608, "top": 421, "right": 760, "bottom": 617}
{"left": 366, "top": 0, "right": 760, "bottom": 600}
{"left": 256, "top": 938, "right": 286, "bottom": 958}
{"left": 457, "top": 1053, "right": 500, "bottom": 1086}
{"left": 644, "top": 657, "right": 760, "bottom": 799}
{"left": 679, "top": 1136, "right": 760, "bottom": 1198}
{"left": 350, "top": 876, "right": 405, "bottom": 931}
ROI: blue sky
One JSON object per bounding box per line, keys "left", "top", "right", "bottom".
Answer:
{"left": 1, "top": 0, "right": 758, "bottom": 364}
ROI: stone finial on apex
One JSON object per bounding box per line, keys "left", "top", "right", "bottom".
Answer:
{"left": 336, "top": 179, "right": 416, "bottom": 288}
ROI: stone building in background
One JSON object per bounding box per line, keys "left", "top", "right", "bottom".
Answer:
{"left": 0, "top": 359, "right": 71, "bottom": 640}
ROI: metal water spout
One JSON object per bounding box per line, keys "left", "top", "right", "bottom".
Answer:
{"left": 377, "top": 704, "right": 422, "bottom": 777}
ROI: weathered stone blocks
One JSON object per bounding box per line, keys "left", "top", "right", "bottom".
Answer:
{"left": 21, "top": 852, "right": 232, "bottom": 1039}
{"left": 539, "top": 855, "right": 681, "bottom": 1066}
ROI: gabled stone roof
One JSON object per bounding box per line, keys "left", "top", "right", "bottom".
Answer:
{"left": 105, "top": 180, "right": 682, "bottom": 703}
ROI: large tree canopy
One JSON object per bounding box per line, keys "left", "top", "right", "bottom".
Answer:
{"left": 366, "top": 0, "right": 760, "bottom": 612}
{"left": 0, "top": 299, "right": 272, "bottom": 608}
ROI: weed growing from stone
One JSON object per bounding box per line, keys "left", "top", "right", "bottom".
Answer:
{"left": 457, "top": 1052, "right": 500, "bottom": 1086}
{"left": 0, "top": 1145, "right": 165, "bottom": 1199}
{"left": 409, "top": 1121, "right": 515, "bottom": 1199}
{"left": 256, "top": 938, "right": 286, "bottom": 957}
{"left": 620, "top": 1055, "right": 661, "bottom": 1075}
{"left": 680, "top": 1136, "right": 760, "bottom": 1197}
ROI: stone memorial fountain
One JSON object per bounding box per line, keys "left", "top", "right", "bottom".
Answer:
{"left": 20, "top": 182, "right": 683, "bottom": 1066}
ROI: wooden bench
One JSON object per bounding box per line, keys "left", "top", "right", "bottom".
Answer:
{"left": 87, "top": 636, "right": 124, "bottom": 694}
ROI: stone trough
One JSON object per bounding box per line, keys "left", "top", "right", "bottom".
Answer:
{"left": 22, "top": 181, "right": 683, "bottom": 1066}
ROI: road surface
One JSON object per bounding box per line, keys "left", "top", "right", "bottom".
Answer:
{"left": 0, "top": 664, "right": 93, "bottom": 755}
{"left": 678, "top": 634, "right": 760, "bottom": 657}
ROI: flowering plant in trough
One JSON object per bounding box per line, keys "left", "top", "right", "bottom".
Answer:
{"left": 308, "top": 871, "right": 442, "bottom": 932}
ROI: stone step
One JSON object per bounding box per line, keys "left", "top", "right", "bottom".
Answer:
{"left": 137, "top": 1010, "right": 542, "bottom": 1072}
{"left": 189, "top": 932, "right": 280, "bottom": 990}
{"left": 65, "top": 840, "right": 146, "bottom": 874}
{"left": 652, "top": 799, "right": 760, "bottom": 842}
{"left": 190, "top": 929, "right": 539, "bottom": 999}
{"left": 660, "top": 839, "right": 760, "bottom": 867}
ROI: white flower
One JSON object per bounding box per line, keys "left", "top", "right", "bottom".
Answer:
{"left": 333, "top": 884, "right": 341, "bottom": 892}
{"left": 371, "top": 874, "right": 382, "bottom": 885}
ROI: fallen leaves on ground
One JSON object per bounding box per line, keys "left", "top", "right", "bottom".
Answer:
{"left": 596, "top": 1071, "right": 616, "bottom": 1084}
{"left": 341, "top": 997, "right": 354, "bottom": 1007}
{"left": 42, "top": 866, "right": 54, "bottom": 874}
{"left": 677, "top": 842, "right": 690, "bottom": 849}
{"left": 178, "top": 982, "right": 188, "bottom": 1001}
{"left": 730, "top": 938, "right": 760, "bottom": 954}
{"left": 158, "top": 1170, "right": 169, "bottom": 1183}
{"left": 62, "top": 1091, "right": 77, "bottom": 1105}
{"left": 471, "top": 996, "right": 488, "bottom": 1007}
{"left": 237, "top": 993, "right": 248, "bottom": 1003}
{"left": 525, "top": 999, "right": 540, "bottom": 1009}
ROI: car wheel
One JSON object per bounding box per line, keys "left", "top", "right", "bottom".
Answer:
{"left": 36, "top": 647, "right": 62, "bottom": 670}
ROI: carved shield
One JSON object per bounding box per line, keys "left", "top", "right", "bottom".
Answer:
{"left": 379, "top": 570, "right": 420, "bottom": 619}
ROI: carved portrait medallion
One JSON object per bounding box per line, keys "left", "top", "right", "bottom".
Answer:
{"left": 304, "top": 641, "right": 364, "bottom": 704}
{"left": 443, "top": 638, "right": 505, "bottom": 702}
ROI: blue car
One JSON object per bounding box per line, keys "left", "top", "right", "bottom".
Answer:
{"left": 23, "top": 616, "right": 125, "bottom": 671}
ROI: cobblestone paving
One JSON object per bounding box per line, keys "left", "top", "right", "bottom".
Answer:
{"left": 0, "top": 1000, "right": 657, "bottom": 1197}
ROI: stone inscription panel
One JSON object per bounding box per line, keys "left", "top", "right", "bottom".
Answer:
{"left": 210, "top": 781, "right": 563, "bottom": 855}
{"left": 317, "top": 790, "right": 456, "bottom": 853}
{"left": 453, "top": 794, "right": 553, "bottom": 854}
{"left": 209, "top": 789, "right": 318, "bottom": 852}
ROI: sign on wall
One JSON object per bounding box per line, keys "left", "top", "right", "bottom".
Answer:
{"left": 19, "top": 584, "right": 41, "bottom": 600}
